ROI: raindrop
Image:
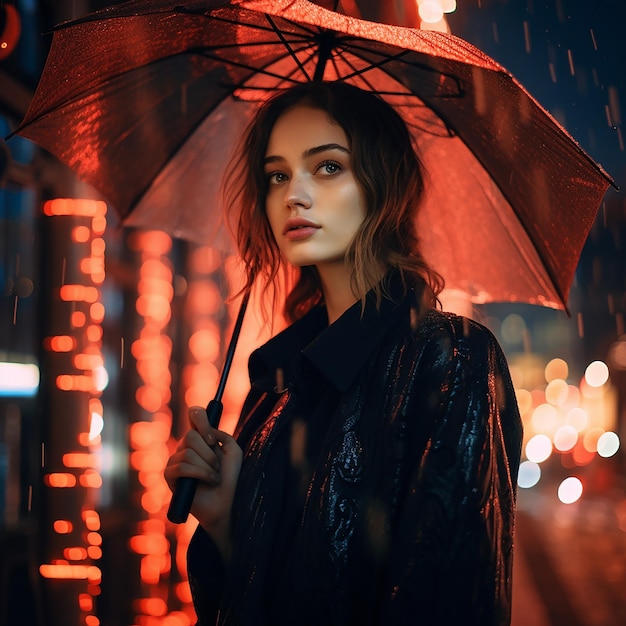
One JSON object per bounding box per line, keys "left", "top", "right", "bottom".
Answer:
{"left": 549, "top": 62, "right": 557, "bottom": 83}
{"left": 120, "top": 337, "right": 125, "bottom": 369}
{"left": 577, "top": 312, "right": 584, "bottom": 338}
{"left": 589, "top": 29, "right": 598, "bottom": 51}
{"left": 491, "top": 22, "right": 499, "bottom": 44}
{"left": 523, "top": 21, "right": 531, "bottom": 53}
{"left": 567, "top": 49, "right": 575, "bottom": 76}
{"left": 608, "top": 86, "right": 621, "bottom": 125}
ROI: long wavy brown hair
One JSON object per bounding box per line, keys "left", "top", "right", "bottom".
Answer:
{"left": 223, "top": 81, "right": 443, "bottom": 323}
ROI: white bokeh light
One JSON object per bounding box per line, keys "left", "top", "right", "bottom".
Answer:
{"left": 525, "top": 434, "right": 552, "bottom": 463}
{"left": 518, "top": 461, "right": 541, "bottom": 488}
{"left": 597, "top": 432, "right": 620, "bottom": 458}
{"left": 558, "top": 477, "right": 583, "bottom": 504}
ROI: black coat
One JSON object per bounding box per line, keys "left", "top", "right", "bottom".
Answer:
{"left": 188, "top": 286, "right": 523, "bottom": 626}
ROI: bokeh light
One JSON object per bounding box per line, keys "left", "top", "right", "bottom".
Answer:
{"left": 525, "top": 434, "right": 552, "bottom": 463}
{"left": 597, "top": 431, "right": 620, "bottom": 458}
{"left": 518, "top": 461, "right": 541, "bottom": 488}
{"left": 553, "top": 425, "right": 578, "bottom": 452}
{"left": 544, "top": 357, "right": 568, "bottom": 382}
{"left": 584, "top": 360, "right": 609, "bottom": 387}
{"left": 557, "top": 477, "right": 583, "bottom": 504}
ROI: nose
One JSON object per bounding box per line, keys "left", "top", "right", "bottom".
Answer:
{"left": 285, "top": 175, "right": 312, "bottom": 211}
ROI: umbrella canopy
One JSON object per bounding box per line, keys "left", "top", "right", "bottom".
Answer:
{"left": 15, "top": 0, "right": 614, "bottom": 310}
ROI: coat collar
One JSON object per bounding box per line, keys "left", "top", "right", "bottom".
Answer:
{"left": 249, "top": 273, "right": 414, "bottom": 393}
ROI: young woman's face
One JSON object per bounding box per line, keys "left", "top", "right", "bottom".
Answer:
{"left": 263, "top": 105, "right": 366, "bottom": 269}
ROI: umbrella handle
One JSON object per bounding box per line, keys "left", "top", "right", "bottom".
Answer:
{"left": 167, "top": 292, "right": 250, "bottom": 524}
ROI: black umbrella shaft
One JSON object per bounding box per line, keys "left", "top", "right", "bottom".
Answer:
{"left": 167, "top": 292, "right": 250, "bottom": 524}
{"left": 314, "top": 30, "right": 335, "bottom": 82}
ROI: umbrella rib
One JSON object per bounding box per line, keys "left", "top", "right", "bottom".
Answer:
{"left": 265, "top": 14, "right": 313, "bottom": 82}
{"left": 196, "top": 48, "right": 312, "bottom": 87}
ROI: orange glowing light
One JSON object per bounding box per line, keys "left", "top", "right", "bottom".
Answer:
{"left": 85, "top": 613, "right": 100, "bottom": 626}
{"left": 131, "top": 449, "right": 168, "bottom": 473}
{"left": 71, "top": 311, "right": 87, "bottom": 327}
{"left": 92, "top": 214, "right": 107, "bottom": 234}
{"left": 130, "top": 421, "right": 170, "bottom": 448}
{"left": 136, "top": 597, "right": 168, "bottom": 617}
{"left": 572, "top": 439, "right": 596, "bottom": 466}
{"left": 45, "top": 335, "right": 76, "bottom": 352}
{"left": 63, "top": 452, "right": 96, "bottom": 468}
{"left": 53, "top": 520, "right": 73, "bottom": 534}
{"left": 190, "top": 246, "right": 222, "bottom": 274}
{"left": 87, "top": 531, "right": 102, "bottom": 546}
{"left": 83, "top": 510, "right": 100, "bottom": 530}
{"left": 129, "top": 533, "right": 169, "bottom": 555}
{"left": 73, "top": 352, "right": 103, "bottom": 370}
{"left": 64, "top": 547, "right": 88, "bottom": 560}
{"left": 39, "top": 564, "right": 101, "bottom": 580}
{"left": 45, "top": 473, "right": 77, "bottom": 488}
{"left": 43, "top": 198, "right": 106, "bottom": 217}
{"left": 90, "top": 302, "right": 106, "bottom": 322}
{"left": 140, "top": 564, "right": 161, "bottom": 586}
{"left": 60, "top": 284, "right": 99, "bottom": 303}
{"left": 176, "top": 582, "right": 193, "bottom": 604}
{"left": 87, "top": 584, "right": 101, "bottom": 596}
{"left": 127, "top": 230, "right": 172, "bottom": 254}
{"left": 188, "top": 328, "right": 220, "bottom": 362}
{"left": 79, "top": 594, "right": 93, "bottom": 611}
{"left": 56, "top": 374, "right": 94, "bottom": 392}
{"left": 79, "top": 470, "right": 103, "bottom": 489}
{"left": 138, "top": 519, "right": 166, "bottom": 534}
{"left": 73, "top": 225, "right": 91, "bottom": 242}
{"left": 87, "top": 546, "right": 102, "bottom": 560}
{"left": 188, "top": 281, "right": 222, "bottom": 315}
{"left": 87, "top": 322, "right": 104, "bottom": 342}
{"left": 583, "top": 427, "right": 605, "bottom": 453}
{"left": 91, "top": 238, "right": 106, "bottom": 255}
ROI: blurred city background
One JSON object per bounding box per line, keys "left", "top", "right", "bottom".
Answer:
{"left": 0, "top": 1, "right": 624, "bottom": 625}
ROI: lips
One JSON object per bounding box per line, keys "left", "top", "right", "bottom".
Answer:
{"left": 283, "top": 216, "right": 321, "bottom": 240}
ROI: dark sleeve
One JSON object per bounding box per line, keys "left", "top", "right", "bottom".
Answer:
{"left": 187, "top": 525, "right": 225, "bottom": 626}
{"left": 382, "top": 319, "right": 523, "bottom": 626}
{"left": 186, "top": 385, "right": 279, "bottom": 625}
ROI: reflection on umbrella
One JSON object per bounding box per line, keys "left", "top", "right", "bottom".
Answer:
{"left": 15, "top": 0, "right": 614, "bottom": 311}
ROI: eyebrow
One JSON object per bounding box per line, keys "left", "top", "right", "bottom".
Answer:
{"left": 264, "top": 142, "right": 350, "bottom": 165}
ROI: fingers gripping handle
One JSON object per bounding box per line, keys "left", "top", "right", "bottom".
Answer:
{"left": 167, "top": 400, "right": 223, "bottom": 524}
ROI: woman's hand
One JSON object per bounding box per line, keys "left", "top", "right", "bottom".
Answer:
{"left": 165, "top": 406, "right": 243, "bottom": 560}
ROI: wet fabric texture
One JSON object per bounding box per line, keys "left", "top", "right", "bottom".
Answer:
{"left": 188, "top": 280, "right": 522, "bottom": 626}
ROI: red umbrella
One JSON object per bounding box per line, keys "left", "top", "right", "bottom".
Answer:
{"left": 15, "top": 0, "right": 614, "bottom": 311}
{"left": 13, "top": 0, "right": 614, "bottom": 520}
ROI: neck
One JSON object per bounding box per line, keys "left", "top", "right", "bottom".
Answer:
{"left": 316, "top": 262, "right": 359, "bottom": 325}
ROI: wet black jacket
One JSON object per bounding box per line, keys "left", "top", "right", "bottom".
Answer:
{"left": 188, "top": 284, "right": 522, "bottom": 626}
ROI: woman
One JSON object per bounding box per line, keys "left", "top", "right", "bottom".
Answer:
{"left": 165, "top": 82, "right": 522, "bottom": 626}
